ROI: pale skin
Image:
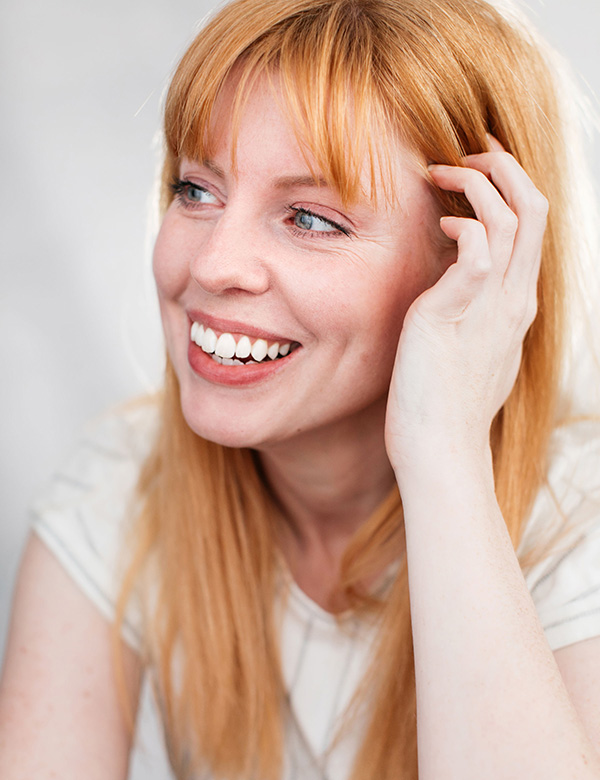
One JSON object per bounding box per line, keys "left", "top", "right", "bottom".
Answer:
{"left": 1, "top": 80, "right": 600, "bottom": 780}
{"left": 389, "top": 151, "right": 600, "bottom": 777}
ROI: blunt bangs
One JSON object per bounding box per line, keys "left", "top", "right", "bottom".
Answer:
{"left": 162, "top": 1, "right": 404, "bottom": 208}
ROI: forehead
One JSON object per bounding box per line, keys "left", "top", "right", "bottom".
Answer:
{"left": 200, "top": 70, "right": 425, "bottom": 209}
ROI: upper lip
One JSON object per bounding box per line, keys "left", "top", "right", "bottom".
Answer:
{"left": 187, "top": 309, "right": 298, "bottom": 344}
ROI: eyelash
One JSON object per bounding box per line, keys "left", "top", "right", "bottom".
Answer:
{"left": 285, "top": 206, "right": 352, "bottom": 238}
{"left": 170, "top": 178, "right": 352, "bottom": 239}
{"left": 170, "top": 178, "right": 213, "bottom": 209}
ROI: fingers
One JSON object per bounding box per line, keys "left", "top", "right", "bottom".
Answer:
{"left": 428, "top": 151, "right": 547, "bottom": 335}
{"left": 461, "top": 151, "right": 548, "bottom": 289}
{"left": 420, "top": 216, "right": 491, "bottom": 318}
{"left": 429, "top": 153, "right": 547, "bottom": 303}
{"left": 486, "top": 134, "right": 505, "bottom": 153}
{"left": 429, "top": 163, "right": 518, "bottom": 278}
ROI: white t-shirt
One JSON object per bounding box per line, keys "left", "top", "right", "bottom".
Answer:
{"left": 30, "top": 402, "right": 600, "bottom": 780}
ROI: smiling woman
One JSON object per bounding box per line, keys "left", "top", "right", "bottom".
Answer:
{"left": 1, "top": 1, "right": 600, "bottom": 780}
{"left": 154, "top": 75, "right": 444, "bottom": 449}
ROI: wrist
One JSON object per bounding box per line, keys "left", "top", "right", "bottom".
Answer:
{"left": 391, "top": 435, "right": 495, "bottom": 501}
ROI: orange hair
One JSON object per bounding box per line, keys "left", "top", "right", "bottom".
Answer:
{"left": 117, "top": 1, "right": 589, "bottom": 777}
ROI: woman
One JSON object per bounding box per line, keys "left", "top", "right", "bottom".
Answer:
{"left": 1, "top": 0, "right": 599, "bottom": 778}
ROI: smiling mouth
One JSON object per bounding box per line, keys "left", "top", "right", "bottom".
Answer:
{"left": 190, "top": 321, "right": 300, "bottom": 366}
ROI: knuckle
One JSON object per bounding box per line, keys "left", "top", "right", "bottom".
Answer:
{"left": 515, "top": 189, "right": 548, "bottom": 223}
{"left": 506, "top": 292, "right": 537, "bottom": 331}
{"left": 489, "top": 151, "right": 513, "bottom": 168}
{"left": 496, "top": 210, "right": 519, "bottom": 238}
{"left": 465, "top": 168, "right": 491, "bottom": 190}
{"left": 458, "top": 221, "right": 492, "bottom": 278}
{"left": 471, "top": 252, "right": 492, "bottom": 278}
{"left": 472, "top": 262, "right": 491, "bottom": 281}
{"left": 487, "top": 152, "right": 517, "bottom": 178}
{"left": 525, "top": 296, "right": 539, "bottom": 327}
{"left": 504, "top": 287, "right": 525, "bottom": 318}
{"left": 530, "top": 191, "right": 549, "bottom": 220}
{"left": 459, "top": 218, "right": 487, "bottom": 245}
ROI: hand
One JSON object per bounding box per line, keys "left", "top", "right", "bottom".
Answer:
{"left": 385, "top": 141, "right": 548, "bottom": 474}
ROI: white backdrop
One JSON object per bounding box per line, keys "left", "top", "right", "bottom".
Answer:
{"left": 1, "top": 1, "right": 599, "bottom": 777}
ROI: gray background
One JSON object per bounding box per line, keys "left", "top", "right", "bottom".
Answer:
{"left": 1, "top": 1, "right": 599, "bottom": 777}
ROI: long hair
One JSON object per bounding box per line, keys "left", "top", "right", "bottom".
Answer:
{"left": 117, "top": 1, "right": 591, "bottom": 777}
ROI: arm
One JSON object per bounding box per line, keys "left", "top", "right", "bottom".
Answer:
{"left": 555, "top": 638, "right": 600, "bottom": 751}
{"left": 386, "top": 147, "right": 600, "bottom": 778}
{"left": 0, "top": 533, "right": 142, "bottom": 780}
{"left": 400, "top": 451, "right": 600, "bottom": 779}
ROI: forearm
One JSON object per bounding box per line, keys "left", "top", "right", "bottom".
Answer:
{"left": 397, "top": 446, "right": 600, "bottom": 780}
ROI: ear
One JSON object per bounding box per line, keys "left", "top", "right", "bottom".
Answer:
{"left": 432, "top": 225, "right": 459, "bottom": 279}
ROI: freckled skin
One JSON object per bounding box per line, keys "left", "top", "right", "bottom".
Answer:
{"left": 153, "top": 77, "right": 447, "bottom": 453}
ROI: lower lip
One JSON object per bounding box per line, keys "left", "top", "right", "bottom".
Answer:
{"left": 187, "top": 340, "right": 299, "bottom": 386}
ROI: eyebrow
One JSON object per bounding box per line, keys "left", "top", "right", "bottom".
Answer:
{"left": 202, "top": 159, "right": 226, "bottom": 178}
{"left": 199, "top": 159, "right": 329, "bottom": 190}
{"left": 273, "top": 175, "right": 330, "bottom": 190}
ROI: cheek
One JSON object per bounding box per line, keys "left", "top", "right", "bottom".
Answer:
{"left": 388, "top": 205, "right": 449, "bottom": 295}
{"left": 377, "top": 252, "right": 436, "bottom": 324}
{"left": 357, "top": 250, "right": 442, "bottom": 369}
{"left": 152, "top": 217, "right": 189, "bottom": 300}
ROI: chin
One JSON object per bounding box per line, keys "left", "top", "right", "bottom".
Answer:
{"left": 189, "top": 422, "right": 263, "bottom": 450}
{"left": 178, "top": 394, "right": 268, "bottom": 450}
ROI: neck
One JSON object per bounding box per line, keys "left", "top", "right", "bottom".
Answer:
{"left": 257, "top": 400, "right": 396, "bottom": 609}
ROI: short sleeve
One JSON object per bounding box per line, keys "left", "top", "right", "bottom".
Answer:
{"left": 520, "top": 420, "right": 600, "bottom": 651}
{"left": 30, "top": 401, "right": 159, "bottom": 654}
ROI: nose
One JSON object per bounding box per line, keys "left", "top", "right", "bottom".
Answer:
{"left": 189, "top": 209, "right": 271, "bottom": 296}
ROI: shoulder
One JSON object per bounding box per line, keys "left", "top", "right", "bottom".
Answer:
{"left": 519, "top": 418, "right": 600, "bottom": 650}
{"left": 31, "top": 397, "right": 159, "bottom": 537}
{"left": 41, "top": 398, "right": 159, "bottom": 489}
{"left": 30, "top": 398, "right": 160, "bottom": 652}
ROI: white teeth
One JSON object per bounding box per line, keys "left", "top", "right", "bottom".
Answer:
{"left": 215, "top": 332, "right": 236, "bottom": 359}
{"left": 202, "top": 327, "right": 217, "bottom": 354}
{"left": 235, "top": 335, "right": 252, "bottom": 359}
{"left": 191, "top": 320, "right": 295, "bottom": 363}
{"left": 211, "top": 354, "right": 245, "bottom": 367}
{"left": 193, "top": 323, "right": 205, "bottom": 347}
{"left": 251, "top": 338, "right": 268, "bottom": 362}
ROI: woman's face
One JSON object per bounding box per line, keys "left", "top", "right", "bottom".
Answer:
{"left": 153, "top": 77, "right": 448, "bottom": 450}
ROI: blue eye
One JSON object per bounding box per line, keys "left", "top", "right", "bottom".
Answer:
{"left": 186, "top": 184, "right": 217, "bottom": 203}
{"left": 170, "top": 178, "right": 219, "bottom": 208}
{"left": 294, "top": 210, "right": 337, "bottom": 232}
{"left": 289, "top": 207, "right": 351, "bottom": 237}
